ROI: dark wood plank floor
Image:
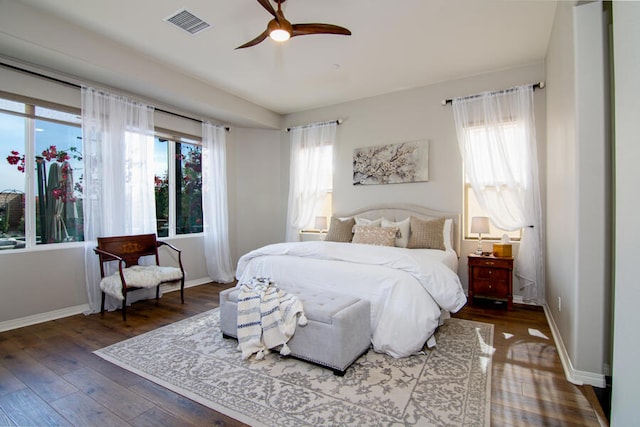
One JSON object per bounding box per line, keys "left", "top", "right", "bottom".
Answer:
{"left": 0, "top": 283, "right": 606, "bottom": 426}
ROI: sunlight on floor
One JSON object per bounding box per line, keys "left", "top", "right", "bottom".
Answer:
{"left": 476, "top": 327, "right": 496, "bottom": 374}
{"left": 528, "top": 328, "right": 549, "bottom": 340}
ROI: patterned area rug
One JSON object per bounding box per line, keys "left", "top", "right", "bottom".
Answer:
{"left": 95, "top": 309, "right": 494, "bottom": 426}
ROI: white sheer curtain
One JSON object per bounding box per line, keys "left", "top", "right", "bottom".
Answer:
{"left": 201, "top": 121, "right": 234, "bottom": 282}
{"left": 452, "top": 85, "right": 544, "bottom": 304}
{"left": 285, "top": 122, "right": 336, "bottom": 242}
{"left": 81, "top": 86, "right": 157, "bottom": 313}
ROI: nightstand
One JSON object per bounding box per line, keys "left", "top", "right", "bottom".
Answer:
{"left": 467, "top": 253, "right": 514, "bottom": 310}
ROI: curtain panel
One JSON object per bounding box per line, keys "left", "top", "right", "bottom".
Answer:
{"left": 285, "top": 122, "right": 336, "bottom": 242}
{"left": 81, "top": 86, "right": 157, "bottom": 313}
{"left": 201, "top": 121, "right": 234, "bottom": 282}
{"left": 452, "top": 85, "right": 544, "bottom": 304}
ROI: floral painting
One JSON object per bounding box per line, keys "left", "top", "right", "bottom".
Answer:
{"left": 353, "top": 140, "right": 429, "bottom": 185}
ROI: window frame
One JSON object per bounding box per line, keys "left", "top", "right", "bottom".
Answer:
{"left": 153, "top": 131, "right": 203, "bottom": 238}
{"left": 1, "top": 96, "right": 84, "bottom": 251}
{"left": 462, "top": 119, "right": 525, "bottom": 242}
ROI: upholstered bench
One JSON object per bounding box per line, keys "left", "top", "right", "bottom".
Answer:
{"left": 219, "top": 284, "right": 371, "bottom": 376}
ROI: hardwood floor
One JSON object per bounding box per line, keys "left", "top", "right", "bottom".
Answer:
{"left": 0, "top": 283, "right": 606, "bottom": 426}
{"left": 454, "top": 300, "right": 607, "bottom": 427}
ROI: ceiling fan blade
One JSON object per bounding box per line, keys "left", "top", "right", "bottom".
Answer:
{"left": 256, "top": 0, "right": 277, "bottom": 18}
{"left": 291, "top": 23, "right": 351, "bottom": 37}
{"left": 236, "top": 30, "right": 269, "bottom": 49}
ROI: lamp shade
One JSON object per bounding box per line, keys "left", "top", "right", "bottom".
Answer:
{"left": 314, "top": 216, "right": 328, "bottom": 231}
{"left": 470, "top": 216, "right": 490, "bottom": 234}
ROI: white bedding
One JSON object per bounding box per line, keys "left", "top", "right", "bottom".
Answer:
{"left": 236, "top": 241, "right": 467, "bottom": 358}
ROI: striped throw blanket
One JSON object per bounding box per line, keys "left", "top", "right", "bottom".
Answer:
{"left": 237, "top": 277, "right": 307, "bottom": 360}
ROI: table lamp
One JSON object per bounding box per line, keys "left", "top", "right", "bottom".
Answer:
{"left": 470, "top": 216, "right": 490, "bottom": 255}
{"left": 314, "top": 216, "right": 328, "bottom": 232}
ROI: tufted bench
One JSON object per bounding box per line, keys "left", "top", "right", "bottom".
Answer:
{"left": 219, "top": 284, "right": 371, "bottom": 376}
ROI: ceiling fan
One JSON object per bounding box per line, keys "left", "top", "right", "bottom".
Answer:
{"left": 236, "top": 0, "right": 351, "bottom": 49}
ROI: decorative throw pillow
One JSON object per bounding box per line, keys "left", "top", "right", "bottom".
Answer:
{"left": 352, "top": 225, "right": 399, "bottom": 246}
{"left": 381, "top": 217, "right": 411, "bottom": 248}
{"left": 407, "top": 216, "right": 446, "bottom": 250}
{"left": 354, "top": 217, "right": 383, "bottom": 227}
{"left": 325, "top": 216, "right": 356, "bottom": 242}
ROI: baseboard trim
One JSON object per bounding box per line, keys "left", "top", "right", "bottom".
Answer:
{"left": 0, "top": 278, "right": 214, "bottom": 333}
{"left": 543, "top": 303, "right": 606, "bottom": 388}
{"left": 0, "top": 304, "right": 91, "bottom": 333}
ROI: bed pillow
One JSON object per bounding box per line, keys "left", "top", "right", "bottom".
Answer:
{"left": 354, "top": 217, "right": 383, "bottom": 227}
{"left": 325, "top": 216, "right": 356, "bottom": 242}
{"left": 381, "top": 217, "right": 411, "bottom": 248}
{"left": 443, "top": 218, "right": 454, "bottom": 252}
{"left": 407, "top": 216, "right": 446, "bottom": 250}
{"left": 352, "top": 225, "right": 398, "bottom": 246}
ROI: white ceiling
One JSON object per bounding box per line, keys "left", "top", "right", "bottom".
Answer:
{"left": 9, "top": 0, "right": 556, "bottom": 116}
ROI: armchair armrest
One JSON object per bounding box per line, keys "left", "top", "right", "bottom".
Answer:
{"left": 157, "top": 240, "right": 181, "bottom": 253}
{"left": 157, "top": 240, "right": 185, "bottom": 272}
{"left": 94, "top": 247, "right": 126, "bottom": 262}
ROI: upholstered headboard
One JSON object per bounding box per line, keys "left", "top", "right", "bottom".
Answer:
{"left": 335, "top": 203, "right": 461, "bottom": 256}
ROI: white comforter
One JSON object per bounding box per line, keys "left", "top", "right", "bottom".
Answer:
{"left": 236, "top": 241, "right": 467, "bottom": 358}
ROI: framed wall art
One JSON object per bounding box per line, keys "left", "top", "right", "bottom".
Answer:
{"left": 352, "top": 140, "right": 429, "bottom": 185}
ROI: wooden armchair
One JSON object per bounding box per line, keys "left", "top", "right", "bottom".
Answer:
{"left": 94, "top": 233, "right": 185, "bottom": 320}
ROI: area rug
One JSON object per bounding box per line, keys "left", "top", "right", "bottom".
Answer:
{"left": 95, "top": 309, "right": 494, "bottom": 426}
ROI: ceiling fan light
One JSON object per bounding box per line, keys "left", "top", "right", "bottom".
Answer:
{"left": 270, "top": 28, "right": 290, "bottom": 42}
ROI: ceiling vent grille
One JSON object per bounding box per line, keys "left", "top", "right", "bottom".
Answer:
{"left": 164, "top": 9, "right": 211, "bottom": 35}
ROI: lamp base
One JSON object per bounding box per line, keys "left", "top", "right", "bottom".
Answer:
{"left": 475, "top": 239, "right": 483, "bottom": 255}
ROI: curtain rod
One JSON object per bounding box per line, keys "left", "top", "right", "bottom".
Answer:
{"left": 286, "top": 118, "right": 342, "bottom": 132}
{"left": 441, "top": 81, "right": 545, "bottom": 106}
{"left": 1, "top": 61, "right": 229, "bottom": 131}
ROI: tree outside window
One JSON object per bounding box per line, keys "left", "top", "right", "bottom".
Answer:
{"left": 153, "top": 136, "right": 203, "bottom": 237}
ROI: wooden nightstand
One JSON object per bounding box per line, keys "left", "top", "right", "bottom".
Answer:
{"left": 467, "top": 253, "right": 514, "bottom": 310}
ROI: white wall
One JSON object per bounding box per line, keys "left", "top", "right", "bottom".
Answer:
{"left": 283, "top": 62, "right": 546, "bottom": 293}
{"left": 545, "top": 1, "right": 611, "bottom": 385}
{"left": 611, "top": 2, "right": 640, "bottom": 425}
{"left": 230, "top": 127, "right": 286, "bottom": 262}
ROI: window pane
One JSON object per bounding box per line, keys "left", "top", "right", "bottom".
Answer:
{"left": 0, "top": 99, "right": 25, "bottom": 114}
{"left": 0, "top": 110, "right": 26, "bottom": 249}
{"left": 465, "top": 185, "right": 521, "bottom": 241}
{"left": 176, "top": 142, "right": 202, "bottom": 235}
{"left": 154, "top": 138, "right": 169, "bottom": 237}
{"left": 34, "top": 118, "right": 83, "bottom": 244}
{"left": 35, "top": 106, "right": 81, "bottom": 125}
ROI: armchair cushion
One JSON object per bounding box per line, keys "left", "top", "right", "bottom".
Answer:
{"left": 100, "top": 265, "right": 183, "bottom": 300}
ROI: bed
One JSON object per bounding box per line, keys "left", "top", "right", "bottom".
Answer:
{"left": 235, "top": 204, "right": 467, "bottom": 358}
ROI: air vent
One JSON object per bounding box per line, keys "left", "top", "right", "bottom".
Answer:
{"left": 164, "top": 9, "right": 211, "bottom": 35}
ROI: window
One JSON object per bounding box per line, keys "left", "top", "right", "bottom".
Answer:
{"left": 154, "top": 136, "right": 203, "bottom": 237}
{"left": 299, "top": 143, "right": 333, "bottom": 231}
{"left": 1, "top": 97, "right": 83, "bottom": 249}
{"left": 463, "top": 121, "right": 523, "bottom": 241}
{"left": 1, "top": 94, "right": 204, "bottom": 249}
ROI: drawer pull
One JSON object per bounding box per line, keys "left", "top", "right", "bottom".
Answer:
{"left": 486, "top": 262, "right": 495, "bottom": 265}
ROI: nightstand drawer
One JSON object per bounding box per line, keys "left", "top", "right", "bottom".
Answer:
{"left": 473, "top": 280, "right": 508, "bottom": 298}
{"left": 470, "top": 257, "right": 512, "bottom": 269}
{"left": 473, "top": 267, "right": 509, "bottom": 281}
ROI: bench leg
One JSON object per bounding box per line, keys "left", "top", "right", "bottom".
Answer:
{"left": 100, "top": 292, "right": 105, "bottom": 316}
{"left": 180, "top": 277, "right": 185, "bottom": 304}
{"left": 122, "top": 293, "right": 127, "bottom": 321}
